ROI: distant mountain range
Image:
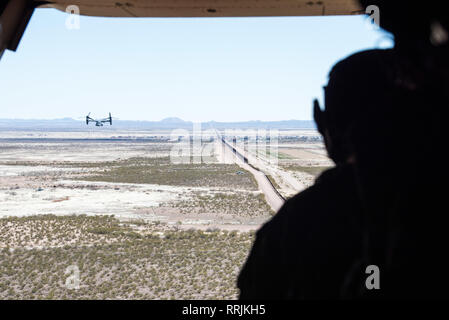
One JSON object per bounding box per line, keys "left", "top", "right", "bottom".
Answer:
{"left": 0, "top": 117, "right": 316, "bottom": 131}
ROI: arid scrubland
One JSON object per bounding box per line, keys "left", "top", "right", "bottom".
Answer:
{"left": 0, "top": 215, "right": 254, "bottom": 300}
{"left": 0, "top": 131, "right": 328, "bottom": 300}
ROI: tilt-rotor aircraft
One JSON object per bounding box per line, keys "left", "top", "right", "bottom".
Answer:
{"left": 86, "top": 112, "right": 112, "bottom": 127}
{"left": 0, "top": 0, "right": 363, "bottom": 60}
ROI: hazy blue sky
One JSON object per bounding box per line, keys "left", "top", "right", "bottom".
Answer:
{"left": 0, "top": 9, "right": 393, "bottom": 122}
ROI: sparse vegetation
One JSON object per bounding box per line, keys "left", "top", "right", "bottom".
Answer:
{"left": 168, "top": 191, "right": 273, "bottom": 217}
{"left": 14, "top": 157, "right": 259, "bottom": 190}
{"left": 0, "top": 215, "right": 254, "bottom": 300}
{"left": 0, "top": 133, "right": 328, "bottom": 300}
{"left": 266, "top": 175, "right": 281, "bottom": 191}
{"left": 281, "top": 165, "right": 331, "bottom": 177}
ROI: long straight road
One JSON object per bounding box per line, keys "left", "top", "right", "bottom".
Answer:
{"left": 215, "top": 131, "right": 285, "bottom": 213}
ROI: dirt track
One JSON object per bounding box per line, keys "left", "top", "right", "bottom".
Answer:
{"left": 215, "top": 132, "right": 285, "bottom": 212}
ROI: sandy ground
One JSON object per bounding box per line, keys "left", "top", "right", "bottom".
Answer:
{"left": 0, "top": 129, "right": 332, "bottom": 300}
{"left": 0, "top": 178, "right": 267, "bottom": 229}
{"left": 278, "top": 147, "right": 331, "bottom": 165}
{"left": 0, "top": 176, "right": 266, "bottom": 230}
{"left": 215, "top": 135, "right": 285, "bottom": 212}
{"left": 0, "top": 130, "right": 329, "bottom": 230}
{"left": 0, "top": 180, "right": 180, "bottom": 218}
{"left": 238, "top": 145, "right": 314, "bottom": 197}
{"left": 0, "top": 135, "right": 271, "bottom": 231}
{"left": 214, "top": 136, "right": 332, "bottom": 199}
{"left": 0, "top": 141, "right": 171, "bottom": 162}
{"left": 280, "top": 148, "right": 329, "bottom": 160}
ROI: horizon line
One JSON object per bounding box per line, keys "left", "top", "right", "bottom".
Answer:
{"left": 0, "top": 117, "right": 315, "bottom": 123}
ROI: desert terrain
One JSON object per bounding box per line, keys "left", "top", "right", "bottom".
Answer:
{"left": 0, "top": 128, "right": 331, "bottom": 299}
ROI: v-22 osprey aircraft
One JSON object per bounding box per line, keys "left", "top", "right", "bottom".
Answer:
{"left": 86, "top": 112, "right": 112, "bottom": 126}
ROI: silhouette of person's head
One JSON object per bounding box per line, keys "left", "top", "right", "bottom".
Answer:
{"left": 358, "top": 0, "right": 449, "bottom": 50}
{"left": 313, "top": 49, "right": 395, "bottom": 165}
